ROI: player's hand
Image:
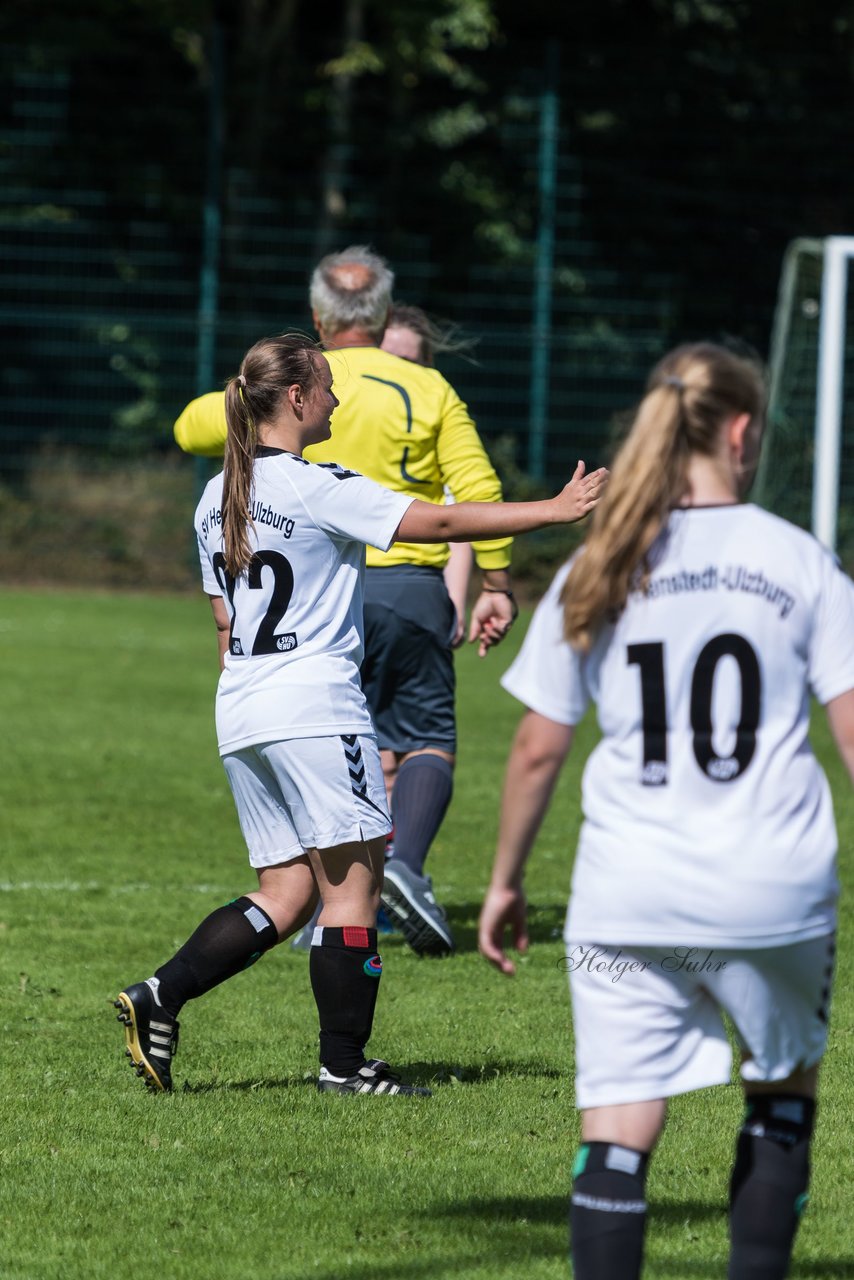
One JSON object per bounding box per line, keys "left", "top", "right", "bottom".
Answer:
{"left": 469, "top": 589, "right": 516, "bottom": 658}
{"left": 478, "top": 884, "right": 529, "bottom": 976}
{"left": 552, "top": 461, "right": 608, "bottom": 523}
{"left": 448, "top": 600, "right": 467, "bottom": 649}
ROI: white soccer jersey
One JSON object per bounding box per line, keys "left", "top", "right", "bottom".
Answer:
{"left": 502, "top": 505, "right": 854, "bottom": 948}
{"left": 195, "top": 449, "right": 414, "bottom": 754}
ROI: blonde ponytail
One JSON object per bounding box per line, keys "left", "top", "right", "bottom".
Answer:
{"left": 562, "top": 385, "right": 688, "bottom": 651}
{"left": 220, "top": 333, "right": 323, "bottom": 577}
{"left": 222, "top": 378, "right": 257, "bottom": 576}
{"left": 562, "top": 343, "right": 766, "bottom": 651}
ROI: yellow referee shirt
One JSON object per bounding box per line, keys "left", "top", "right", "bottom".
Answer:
{"left": 174, "top": 345, "right": 512, "bottom": 570}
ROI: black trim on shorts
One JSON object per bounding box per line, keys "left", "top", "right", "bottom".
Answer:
{"left": 341, "top": 735, "right": 387, "bottom": 817}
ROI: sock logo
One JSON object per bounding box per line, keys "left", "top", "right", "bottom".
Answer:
{"left": 364, "top": 954, "right": 383, "bottom": 978}
{"left": 343, "top": 926, "right": 371, "bottom": 949}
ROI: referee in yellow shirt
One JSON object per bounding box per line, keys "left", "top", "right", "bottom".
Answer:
{"left": 174, "top": 246, "right": 517, "bottom": 956}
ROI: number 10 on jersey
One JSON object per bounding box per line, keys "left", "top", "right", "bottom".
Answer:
{"left": 627, "top": 634, "right": 761, "bottom": 786}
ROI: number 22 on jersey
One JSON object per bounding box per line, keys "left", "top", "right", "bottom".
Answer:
{"left": 212, "top": 551, "right": 297, "bottom": 657}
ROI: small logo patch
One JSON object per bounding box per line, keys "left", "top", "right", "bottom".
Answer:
{"left": 364, "top": 955, "right": 383, "bottom": 978}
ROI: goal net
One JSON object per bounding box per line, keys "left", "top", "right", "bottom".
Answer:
{"left": 754, "top": 236, "right": 854, "bottom": 564}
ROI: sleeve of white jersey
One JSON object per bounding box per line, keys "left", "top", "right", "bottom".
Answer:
{"left": 295, "top": 463, "right": 415, "bottom": 552}
{"left": 500, "top": 559, "right": 589, "bottom": 726}
{"left": 194, "top": 484, "right": 222, "bottom": 596}
{"left": 197, "top": 531, "right": 220, "bottom": 596}
{"left": 808, "top": 551, "right": 854, "bottom": 705}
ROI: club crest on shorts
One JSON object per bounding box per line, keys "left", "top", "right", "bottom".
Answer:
{"left": 364, "top": 954, "right": 382, "bottom": 978}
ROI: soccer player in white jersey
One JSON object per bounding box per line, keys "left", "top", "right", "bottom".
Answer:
{"left": 478, "top": 341, "right": 854, "bottom": 1277}
{"left": 289, "top": 303, "right": 478, "bottom": 950}
{"left": 113, "top": 332, "right": 607, "bottom": 1097}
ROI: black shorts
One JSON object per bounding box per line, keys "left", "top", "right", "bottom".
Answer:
{"left": 361, "top": 566, "right": 457, "bottom": 755}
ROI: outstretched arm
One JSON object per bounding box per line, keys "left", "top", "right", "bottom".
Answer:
{"left": 478, "top": 710, "right": 574, "bottom": 975}
{"left": 396, "top": 461, "right": 607, "bottom": 544}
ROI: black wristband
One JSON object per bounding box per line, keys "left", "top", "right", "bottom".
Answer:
{"left": 481, "top": 586, "right": 519, "bottom": 621}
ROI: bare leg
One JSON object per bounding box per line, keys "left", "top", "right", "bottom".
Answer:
{"left": 581, "top": 1098, "right": 667, "bottom": 1151}
{"left": 247, "top": 856, "right": 318, "bottom": 939}
{"left": 307, "top": 835, "right": 385, "bottom": 926}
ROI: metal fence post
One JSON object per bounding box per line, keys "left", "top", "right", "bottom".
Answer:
{"left": 194, "top": 16, "right": 224, "bottom": 503}
{"left": 528, "top": 39, "right": 560, "bottom": 482}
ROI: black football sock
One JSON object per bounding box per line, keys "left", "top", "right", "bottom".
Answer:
{"left": 309, "top": 926, "right": 382, "bottom": 1077}
{"left": 152, "top": 896, "right": 279, "bottom": 1019}
{"left": 389, "top": 754, "right": 453, "bottom": 876}
{"left": 728, "top": 1094, "right": 815, "bottom": 1280}
{"left": 570, "top": 1141, "right": 649, "bottom": 1280}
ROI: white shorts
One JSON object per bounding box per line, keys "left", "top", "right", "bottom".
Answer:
{"left": 222, "top": 733, "right": 391, "bottom": 868}
{"left": 567, "top": 936, "right": 835, "bottom": 1109}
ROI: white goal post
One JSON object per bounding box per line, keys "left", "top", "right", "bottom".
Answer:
{"left": 762, "top": 235, "right": 854, "bottom": 552}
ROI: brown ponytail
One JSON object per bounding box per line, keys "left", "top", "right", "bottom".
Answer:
{"left": 562, "top": 342, "right": 766, "bottom": 651}
{"left": 221, "top": 333, "right": 323, "bottom": 576}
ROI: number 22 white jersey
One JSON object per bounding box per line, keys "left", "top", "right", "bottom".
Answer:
{"left": 502, "top": 505, "right": 854, "bottom": 948}
{"left": 195, "top": 449, "right": 414, "bottom": 755}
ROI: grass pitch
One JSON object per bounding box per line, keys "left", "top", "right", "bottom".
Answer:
{"left": 1, "top": 587, "right": 852, "bottom": 1279}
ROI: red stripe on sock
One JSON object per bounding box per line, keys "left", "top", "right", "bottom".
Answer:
{"left": 343, "top": 926, "right": 370, "bottom": 949}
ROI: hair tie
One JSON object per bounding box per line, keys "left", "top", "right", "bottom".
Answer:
{"left": 663, "top": 375, "right": 684, "bottom": 391}
{"left": 237, "top": 373, "right": 247, "bottom": 388}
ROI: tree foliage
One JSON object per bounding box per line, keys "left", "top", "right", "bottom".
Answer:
{"left": 2, "top": 0, "right": 854, "bottom": 461}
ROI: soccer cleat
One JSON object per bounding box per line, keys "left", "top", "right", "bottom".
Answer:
{"left": 114, "top": 981, "right": 179, "bottom": 1093}
{"left": 317, "top": 1058, "right": 431, "bottom": 1097}
{"left": 381, "top": 862, "right": 455, "bottom": 956}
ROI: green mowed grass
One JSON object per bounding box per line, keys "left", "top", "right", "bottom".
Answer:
{"left": 1, "top": 587, "right": 852, "bottom": 1279}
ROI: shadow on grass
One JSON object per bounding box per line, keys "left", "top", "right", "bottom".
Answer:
{"left": 285, "top": 1200, "right": 724, "bottom": 1280}
{"left": 179, "top": 1056, "right": 567, "bottom": 1093}
{"left": 438, "top": 1194, "right": 724, "bottom": 1226}
{"left": 180, "top": 1076, "right": 315, "bottom": 1094}
{"left": 288, "top": 1192, "right": 854, "bottom": 1280}
{"left": 405, "top": 1058, "right": 567, "bottom": 1085}
{"left": 287, "top": 1246, "right": 556, "bottom": 1280}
